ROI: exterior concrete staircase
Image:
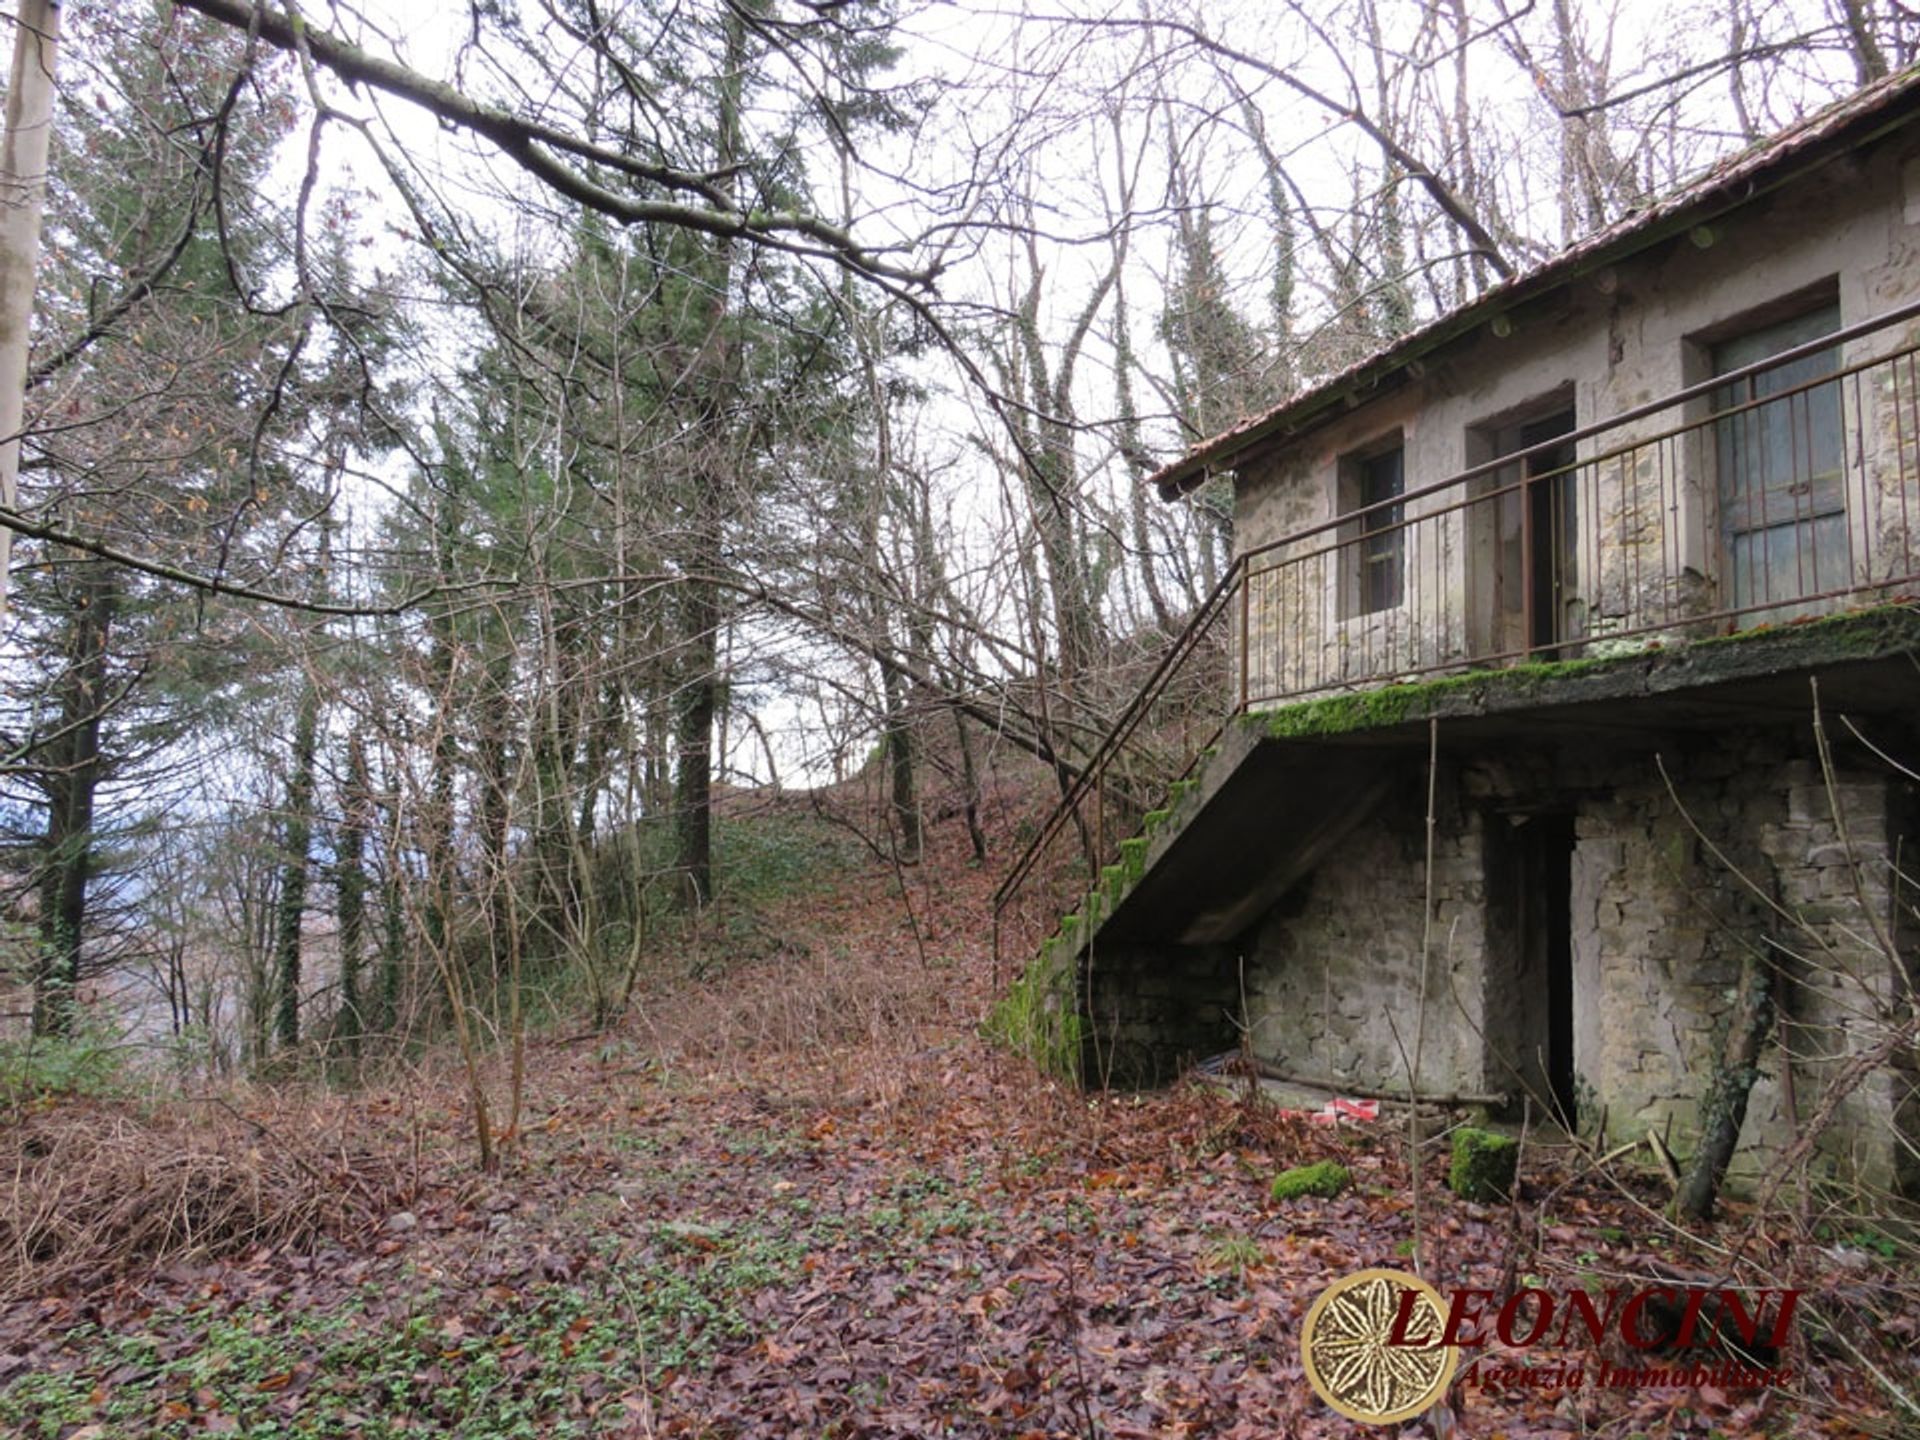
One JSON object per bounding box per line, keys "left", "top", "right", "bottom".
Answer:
{"left": 988, "top": 604, "right": 1920, "bottom": 1087}
{"left": 987, "top": 690, "right": 1399, "bottom": 1085}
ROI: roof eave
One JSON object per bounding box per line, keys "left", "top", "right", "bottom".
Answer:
{"left": 1150, "top": 70, "right": 1920, "bottom": 501}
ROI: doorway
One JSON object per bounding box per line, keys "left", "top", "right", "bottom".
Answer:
{"left": 1469, "top": 399, "right": 1580, "bottom": 661}
{"left": 1484, "top": 811, "right": 1578, "bottom": 1126}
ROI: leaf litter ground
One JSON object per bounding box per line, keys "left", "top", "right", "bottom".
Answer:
{"left": 0, "top": 815, "right": 1913, "bottom": 1438}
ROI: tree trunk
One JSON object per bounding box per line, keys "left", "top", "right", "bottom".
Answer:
{"left": 673, "top": 572, "right": 718, "bottom": 908}
{"left": 475, "top": 648, "right": 514, "bottom": 978}
{"left": 334, "top": 732, "right": 371, "bottom": 1053}
{"left": 424, "top": 552, "right": 458, "bottom": 991}
{"left": 1448, "top": 0, "right": 1487, "bottom": 299}
{"left": 668, "top": 6, "right": 746, "bottom": 911}
{"left": 954, "top": 706, "right": 987, "bottom": 863}
{"left": 1676, "top": 951, "right": 1776, "bottom": 1221}
{"left": 1362, "top": 1, "right": 1413, "bottom": 337}
{"left": 272, "top": 672, "right": 320, "bottom": 1050}
{"left": 840, "top": 193, "right": 921, "bottom": 866}
{"left": 378, "top": 782, "right": 406, "bottom": 1043}
{"left": 1726, "top": 0, "right": 1759, "bottom": 141}
{"left": 0, "top": 0, "right": 59, "bottom": 620}
{"left": 1111, "top": 268, "right": 1173, "bottom": 632}
{"left": 163, "top": 936, "right": 189, "bottom": 1035}
{"left": 32, "top": 560, "right": 112, "bottom": 1038}
{"left": 880, "top": 655, "right": 920, "bottom": 862}
{"left": 1012, "top": 314, "right": 1102, "bottom": 680}
{"left": 1836, "top": 0, "right": 1889, "bottom": 83}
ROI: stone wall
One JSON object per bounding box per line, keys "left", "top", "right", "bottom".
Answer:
{"left": 1242, "top": 768, "right": 1494, "bottom": 1100}
{"left": 1758, "top": 758, "right": 1919, "bottom": 1193}
{"left": 1562, "top": 735, "right": 1783, "bottom": 1173}
{"left": 1081, "top": 942, "right": 1240, "bottom": 1088}
{"left": 1565, "top": 735, "right": 1916, "bottom": 1193}
{"left": 1231, "top": 725, "right": 1918, "bottom": 1193}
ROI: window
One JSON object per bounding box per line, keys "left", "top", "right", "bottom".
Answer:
{"left": 1340, "top": 439, "right": 1405, "bottom": 617}
{"left": 1710, "top": 302, "right": 1846, "bottom": 617}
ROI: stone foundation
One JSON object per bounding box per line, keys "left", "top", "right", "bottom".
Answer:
{"left": 1082, "top": 942, "right": 1239, "bottom": 1087}
{"left": 1241, "top": 768, "right": 1492, "bottom": 1100}
{"left": 1199, "top": 724, "right": 1920, "bottom": 1194}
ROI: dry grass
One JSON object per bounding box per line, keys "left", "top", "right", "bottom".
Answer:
{"left": 0, "top": 1095, "right": 410, "bottom": 1299}
{"left": 617, "top": 792, "right": 999, "bottom": 1107}
{"left": 0, "top": 778, "right": 1003, "bottom": 1301}
{"left": 629, "top": 939, "right": 972, "bottom": 1088}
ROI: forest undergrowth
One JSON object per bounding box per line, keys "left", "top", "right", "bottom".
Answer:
{"left": 1, "top": 797, "right": 1915, "bottom": 1440}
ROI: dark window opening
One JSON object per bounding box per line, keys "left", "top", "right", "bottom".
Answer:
{"left": 1539, "top": 813, "right": 1577, "bottom": 1127}
{"left": 1485, "top": 810, "right": 1578, "bottom": 1128}
{"left": 1519, "top": 411, "right": 1579, "bottom": 656}
{"left": 1347, "top": 443, "right": 1405, "bottom": 616}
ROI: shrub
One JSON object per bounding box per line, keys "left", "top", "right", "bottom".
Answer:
{"left": 0, "top": 1023, "right": 131, "bottom": 1105}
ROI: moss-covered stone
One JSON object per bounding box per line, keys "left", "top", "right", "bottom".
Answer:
{"left": 1269, "top": 1160, "right": 1350, "bottom": 1201}
{"left": 983, "top": 936, "right": 1083, "bottom": 1083}
{"left": 1449, "top": 1127, "right": 1519, "bottom": 1202}
{"left": 1687, "top": 599, "right": 1918, "bottom": 656}
{"left": 1245, "top": 656, "right": 1611, "bottom": 742}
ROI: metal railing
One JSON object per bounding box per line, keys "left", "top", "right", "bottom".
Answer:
{"left": 992, "top": 299, "right": 1920, "bottom": 986}
{"left": 990, "top": 566, "right": 1241, "bottom": 996}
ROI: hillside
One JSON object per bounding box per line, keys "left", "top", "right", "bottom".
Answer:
{"left": 0, "top": 787, "right": 1912, "bottom": 1439}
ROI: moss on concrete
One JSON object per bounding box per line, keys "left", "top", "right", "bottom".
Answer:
{"left": 1246, "top": 655, "right": 1613, "bottom": 741}
{"left": 1448, "top": 1127, "right": 1519, "bottom": 1202}
{"left": 1270, "top": 1160, "right": 1351, "bottom": 1201}
{"left": 1241, "top": 602, "right": 1920, "bottom": 745}
{"left": 1686, "top": 599, "right": 1919, "bottom": 657}
{"left": 983, "top": 933, "right": 1083, "bottom": 1083}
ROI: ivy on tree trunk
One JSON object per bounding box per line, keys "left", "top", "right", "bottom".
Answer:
{"left": 1677, "top": 948, "right": 1777, "bottom": 1221}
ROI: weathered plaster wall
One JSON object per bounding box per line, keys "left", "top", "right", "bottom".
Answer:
{"left": 1231, "top": 134, "right": 1920, "bottom": 707}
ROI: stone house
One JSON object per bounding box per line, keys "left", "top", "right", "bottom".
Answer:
{"left": 995, "top": 71, "right": 1920, "bottom": 1194}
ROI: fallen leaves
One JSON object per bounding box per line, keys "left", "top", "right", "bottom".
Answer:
{"left": 2, "top": 818, "right": 1915, "bottom": 1437}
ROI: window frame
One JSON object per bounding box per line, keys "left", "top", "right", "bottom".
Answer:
{"left": 1700, "top": 290, "right": 1847, "bottom": 619}
{"left": 1337, "top": 433, "right": 1406, "bottom": 620}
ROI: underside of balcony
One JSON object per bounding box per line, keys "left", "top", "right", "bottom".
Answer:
{"left": 1115, "top": 601, "right": 1920, "bottom": 934}
{"left": 993, "top": 603, "right": 1920, "bottom": 1093}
